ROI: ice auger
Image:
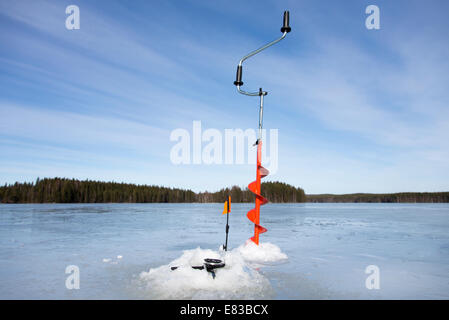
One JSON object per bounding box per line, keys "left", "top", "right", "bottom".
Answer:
{"left": 233, "top": 11, "right": 291, "bottom": 245}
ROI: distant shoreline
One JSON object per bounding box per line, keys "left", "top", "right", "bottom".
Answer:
{"left": 306, "top": 192, "right": 449, "bottom": 203}
{"left": 1, "top": 178, "right": 448, "bottom": 204}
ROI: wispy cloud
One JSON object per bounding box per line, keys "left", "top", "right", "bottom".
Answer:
{"left": 0, "top": 0, "right": 448, "bottom": 193}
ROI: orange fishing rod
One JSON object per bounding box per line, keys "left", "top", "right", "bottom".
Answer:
{"left": 233, "top": 11, "right": 291, "bottom": 245}
{"left": 222, "top": 196, "right": 231, "bottom": 251}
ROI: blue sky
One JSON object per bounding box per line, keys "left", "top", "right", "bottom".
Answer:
{"left": 1, "top": 0, "right": 448, "bottom": 194}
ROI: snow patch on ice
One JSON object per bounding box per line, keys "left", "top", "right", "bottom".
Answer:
{"left": 103, "top": 255, "right": 123, "bottom": 264}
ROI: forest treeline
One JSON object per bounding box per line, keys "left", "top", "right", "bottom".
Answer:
{"left": 2, "top": 178, "right": 447, "bottom": 204}
{"left": 307, "top": 192, "right": 449, "bottom": 203}
{"left": 0, "top": 178, "right": 306, "bottom": 204}
{"left": 196, "top": 182, "right": 307, "bottom": 203}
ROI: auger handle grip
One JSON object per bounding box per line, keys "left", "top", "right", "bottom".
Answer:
{"left": 234, "top": 65, "right": 243, "bottom": 86}
{"left": 281, "top": 11, "right": 291, "bottom": 33}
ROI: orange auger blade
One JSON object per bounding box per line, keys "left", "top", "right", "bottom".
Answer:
{"left": 222, "top": 196, "right": 231, "bottom": 214}
{"left": 247, "top": 141, "right": 269, "bottom": 245}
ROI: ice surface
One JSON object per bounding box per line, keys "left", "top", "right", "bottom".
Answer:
{"left": 0, "top": 203, "right": 448, "bottom": 299}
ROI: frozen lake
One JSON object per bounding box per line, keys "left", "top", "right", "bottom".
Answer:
{"left": 0, "top": 203, "right": 448, "bottom": 299}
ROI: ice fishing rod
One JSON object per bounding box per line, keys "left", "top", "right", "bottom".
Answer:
{"left": 233, "top": 11, "right": 291, "bottom": 245}
{"left": 170, "top": 197, "right": 231, "bottom": 278}
{"left": 223, "top": 196, "right": 231, "bottom": 251}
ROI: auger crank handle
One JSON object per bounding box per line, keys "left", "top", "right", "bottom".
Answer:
{"left": 233, "top": 11, "right": 291, "bottom": 89}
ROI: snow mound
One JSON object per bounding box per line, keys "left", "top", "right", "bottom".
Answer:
{"left": 138, "top": 242, "right": 287, "bottom": 299}
{"left": 237, "top": 241, "right": 288, "bottom": 263}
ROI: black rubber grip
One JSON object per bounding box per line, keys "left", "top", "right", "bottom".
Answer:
{"left": 233, "top": 65, "right": 243, "bottom": 86}
{"left": 281, "top": 11, "right": 291, "bottom": 33}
